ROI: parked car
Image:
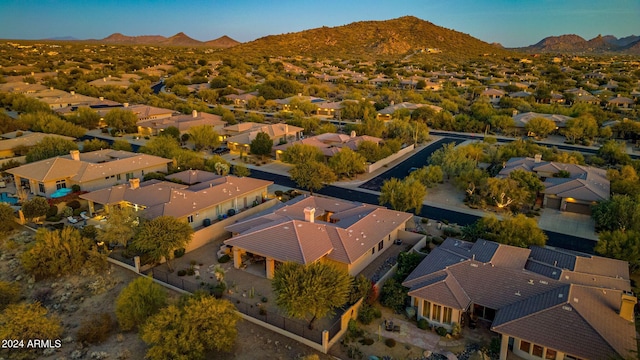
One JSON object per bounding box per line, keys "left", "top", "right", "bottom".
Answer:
{"left": 213, "top": 147, "right": 230, "bottom": 155}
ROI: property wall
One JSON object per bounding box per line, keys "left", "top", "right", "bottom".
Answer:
{"left": 348, "top": 224, "right": 405, "bottom": 276}
{"left": 366, "top": 144, "right": 415, "bottom": 173}
{"left": 185, "top": 198, "right": 278, "bottom": 253}
{"left": 183, "top": 188, "right": 268, "bottom": 229}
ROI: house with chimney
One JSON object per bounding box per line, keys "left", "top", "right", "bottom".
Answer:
{"left": 136, "top": 110, "right": 226, "bottom": 136}
{"left": 224, "top": 195, "right": 418, "bottom": 278}
{"left": 221, "top": 122, "right": 303, "bottom": 152}
{"left": 403, "top": 238, "right": 636, "bottom": 360}
{"left": 498, "top": 156, "right": 609, "bottom": 215}
{"left": 6, "top": 150, "right": 172, "bottom": 197}
{"left": 273, "top": 131, "right": 382, "bottom": 160}
{"left": 80, "top": 169, "right": 272, "bottom": 229}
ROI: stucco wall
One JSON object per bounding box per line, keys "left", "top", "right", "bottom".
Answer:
{"left": 366, "top": 144, "right": 415, "bottom": 173}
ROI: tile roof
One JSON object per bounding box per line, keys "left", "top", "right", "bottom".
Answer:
{"left": 0, "top": 132, "right": 76, "bottom": 152}
{"left": 224, "top": 195, "right": 413, "bottom": 266}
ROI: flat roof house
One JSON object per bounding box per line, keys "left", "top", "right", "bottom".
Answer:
{"left": 403, "top": 238, "right": 636, "bottom": 360}
{"left": 6, "top": 150, "right": 172, "bottom": 198}
{"left": 224, "top": 195, "right": 415, "bottom": 279}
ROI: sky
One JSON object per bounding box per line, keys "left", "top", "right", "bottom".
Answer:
{"left": 1, "top": 0, "right": 638, "bottom": 48}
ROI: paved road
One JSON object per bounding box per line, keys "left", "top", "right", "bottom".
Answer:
{"left": 249, "top": 168, "right": 596, "bottom": 254}
{"left": 429, "top": 130, "right": 640, "bottom": 159}
{"left": 359, "top": 138, "right": 465, "bottom": 191}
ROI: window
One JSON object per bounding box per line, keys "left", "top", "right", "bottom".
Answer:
{"left": 117, "top": 174, "right": 121, "bottom": 180}
{"left": 378, "top": 240, "right": 384, "bottom": 251}
{"left": 532, "top": 344, "right": 544, "bottom": 358}
{"left": 545, "top": 349, "right": 557, "bottom": 360}
{"left": 187, "top": 215, "right": 193, "bottom": 223}
{"left": 443, "top": 307, "right": 452, "bottom": 324}
{"left": 422, "top": 300, "right": 431, "bottom": 318}
{"left": 371, "top": 247, "right": 375, "bottom": 255}
{"left": 125, "top": 172, "right": 134, "bottom": 180}
{"left": 432, "top": 304, "right": 442, "bottom": 322}
{"left": 55, "top": 180, "right": 66, "bottom": 190}
{"left": 520, "top": 341, "right": 531, "bottom": 353}
{"left": 38, "top": 183, "right": 45, "bottom": 194}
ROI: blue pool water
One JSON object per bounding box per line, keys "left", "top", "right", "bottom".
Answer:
{"left": 0, "top": 192, "right": 17, "bottom": 204}
{"left": 51, "top": 188, "right": 72, "bottom": 198}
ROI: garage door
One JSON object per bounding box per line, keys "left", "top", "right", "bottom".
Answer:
{"left": 565, "top": 202, "right": 592, "bottom": 215}
{"left": 546, "top": 197, "right": 561, "bottom": 210}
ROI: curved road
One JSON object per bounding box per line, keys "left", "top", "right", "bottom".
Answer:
{"left": 249, "top": 168, "right": 597, "bottom": 254}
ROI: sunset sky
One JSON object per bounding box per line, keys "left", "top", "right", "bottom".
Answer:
{"left": 1, "top": 0, "right": 638, "bottom": 47}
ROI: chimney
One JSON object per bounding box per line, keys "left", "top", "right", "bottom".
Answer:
{"left": 534, "top": 154, "right": 542, "bottom": 163}
{"left": 304, "top": 207, "right": 315, "bottom": 223}
{"left": 99, "top": 96, "right": 104, "bottom": 101}
{"left": 619, "top": 291, "right": 637, "bottom": 322}
{"left": 123, "top": 103, "right": 129, "bottom": 108}
{"left": 350, "top": 130, "right": 356, "bottom": 138}
{"left": 285, "top": 124, "right": 289, "bottom": 133}
{"left": 512, "top": 109, "right": 518, "bottom": 116}
{"left": 192, "top": 109, "right": 198, "bottom": 118}
{"left": 129, "top": 178, "right": 140, "bottom": 190}
{"left": 70, "top": 91, "right": 75, "bottom": 96}
{"left": 70, "top": 150, "right": 80, "bottom": 161}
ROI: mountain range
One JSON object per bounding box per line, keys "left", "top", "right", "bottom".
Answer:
{"left": 519, "top": 34, "right": 640, "bottom": 55}
{"left": 44, "top": 17, "right": 640, "bottom": 57}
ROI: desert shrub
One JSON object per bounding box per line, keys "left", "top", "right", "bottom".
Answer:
{"left": 71, "top": 184, "right": 81, "bottom": 192}
{"left": 46, "top": 206, "right": 58, "bottom": 218}
{"left": 218, "top": 254, "right": 230, "bottom": 263}
{"left": 421, "top": 218, "right": 429, "bottom": 223}
{"left": 67, "top": 200, "right": 81, "bottom": 209}
{"left": 61, "top": 206, "right": 73, "bottom": 217}
{"left": 380, "top": 278, "right": 408, "bottom": 313}
{"left": 358, "top": 337, "right": 374, "bottom": 346}
{"left": 73, "top": 208, "right": 83, "bottom": 216}
{"left": 357, "top": 303, "right": 381, "bottom": 325}
{"left": 451, "top": 322, "right": 461, "bottom": 337}
{"left": 177, "top": 270, "right": 187, "bottom": 277}
{"left": 186, "top": 268, "right": 195, "bottom": 276}
{"left": 0, "top": 281, "right": 21, "bottom": 311}
{"left": 432, "top": 237, "right": 444, "bottom": 246}
{"left": 417, "top": 318, "right": 429, "bottom": 330}
{"left": 385, "top": 338, "right": 396, "bottom": 348}
{"left": 77, "top": 313, "right": 114, "bottom": 344}
{"left": 32, "top": 287, "right": 52, "bottom": 305}
{"left": 115, "top": 277, "right": 167, "bottom": 331}
{"left": 174, "top": 248, "right": 185, "bottom": 258}
{"left": 443, "top": 226, "right": 461, "bottom": 237}
{"left": 80, "top": 225, "right": 97, "bottom": 239}
{"left": 436, "top": 326, "right": 448, "bottom": 336}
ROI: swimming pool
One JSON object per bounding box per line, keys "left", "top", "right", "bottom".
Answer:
{"left": 0, "top": 192, "right": 17, "bottom": 204}
{"left": 51, "top": 188, "right": 72, "bottom": 198}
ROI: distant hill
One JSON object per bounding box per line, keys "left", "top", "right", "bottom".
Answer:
{"left": 221, "top": 16, "right": 509, "bottom": 61}
{"left": 97, "top": 32, "right": 239, "bottom": 48}
{"left": 519, "top": 34, "right": 640, "bottom": 54}
{"left": 46, "top": 36, "right": 78, "bottom": 41}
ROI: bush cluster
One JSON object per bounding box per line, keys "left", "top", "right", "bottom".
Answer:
{"left": 77, "top": 313, "right": 114, "bottom": 344}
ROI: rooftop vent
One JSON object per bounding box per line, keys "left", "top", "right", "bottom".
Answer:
{"left": 562, "top": 306, "right": 572, "bottom": 311}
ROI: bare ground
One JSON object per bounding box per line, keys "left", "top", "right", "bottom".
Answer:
{"left": 0, "top": 228, "right": 333, "bottom": 360}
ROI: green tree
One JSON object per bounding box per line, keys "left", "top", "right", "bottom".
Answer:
{"left": 379, "top": 177, "right": 426, "bottom": 214}
{"left": 112, "top": 139, "right": 133, "bottom": 152}
{"left": 281, "top": 143, "right": 324, "bottom": 164}
{"left": 409, "top": 165, "right": 443, "bottom": 188}
{"left": 429, "top": 142, "right": 476, "bottom": 179}
{"left": 597, "top": 140, "right": 631, "bottom": 166}
{"left": 20, "top": 112, "right": 86, "bottom": 138}
{"left": 25, "top": 136, "right": 78, "bottom": 163}
{"left": 0, "top": 203, "right": 15, "bottom": 235}
{"left": 249, "top": 132, "right": 273, "bottom": 160}
{"left": 0, "top": 303, "right": 62, "bottom": 354}
{"left": 484, "top": 177, "right": 528, "bottom": 210}
{"left": 22, "top": 227, "right": 107, "bottom": 279}
{"left": 508, "top": 169, "right": 544, "bottom": 205}
{"left": 104, "top": 108, "right": 137, "bottom": 135}
{"left": 141, "top": 295, "right": 240, "bottom": 359}
{"left": 0, "top": 281, "right": 21, "bottom": 311}
{"left": 232, "top": 164, "right": 250, "bottom": 177}
{"left": 524, "top": 117, "right": 556, "bottom": 139}
{"left": 592, "top": 194, "right": 640, "bottom": 232}
{"left": 328, "top": 148, "right": 366, "bottom": 179}
{"left": 115, "top": 276, "right": 167, "bottom": 331}
{"left": 140, "top": 136, "right": 181, "bottom": 159}
{"left": 69, "top": 107, "right": 101, "bottom": 129}
{"left": 160, "top": 126, "right": 181, "bottom": 140}
{"left": 81, "top": 138, "right": 110, "bottom": 152}
{"left": 563, "top": 115, "right": 598, "bottom": 144}
{"left": 479, "top": 214, "right": 547, "bottom": 248}
{"left": 272, "top": 262, "right": 352, "bottom": 329}
{"left": 595, "top": 230, "right": 640, "bottom": 273}
{"left": 188, "top": 125, "right": 220, "bottom": 151}
{"left": 132, "top": 216, "right": 194, "bottom": 271}
{"left": 21, "top": 197, "right": 50, "bottom": 222}
{"left": 289, "top": 161, "right": 336, "bottom": 195}
{"left": 97, "top": 207, "right": 138, "bottom": 247}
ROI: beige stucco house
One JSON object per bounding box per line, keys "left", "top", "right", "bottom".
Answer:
{"left": 6, "top": 150, "right": 172, "bottom": 197}
{"left": 222, "top": 122, "right": 303, "bottom": 152}
{"left": 224, "top": 195, "right": 416, "bottom": 279}
{"left": 136, "top": 110, "right": 226, "bottom": 136}
{"left": 0, "top": 131, "right": 75, "bottom": 159}
{"left": 80, "top": 170, "right": 272, "bottom": 228}
{"left": 403, "top": 238, "right": 636, "bottom": 360}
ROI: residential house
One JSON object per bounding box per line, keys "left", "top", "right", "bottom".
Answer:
{"left": 0, "top": 131, "right": 75, "bottom": 159}
{"left": 126, "top": 104, "right": 175, "bottom": 122}
{"left": 480, "top": 88, "right": 506, "bottom": 103}
{"left": 512, "top": 112, "right": 572, "bottom": 131}
{"left": 273, "top": 131, "right": 382, "bottom": 159}
{"left": 498, "top": 156, "right": 609, "bottom": 214}
{"left": 137, "top": 110, "right": 225, "bottom": 136}
{"left": 222, "top": 123, "right": 303, "bottom": 152}
{"left": 313, "top": 101, "right": 343, "bottom": 118}
{"left": 80, "top": 170, "right": 272, "bottom": 228}
{"left": 403, "top": 238, "right": 636, "bottom": 360}
{"left": 376, "top": 102, "right": 442, "bottom": 122}
{"left": 275, "top": 95, "right": 325, "bottom": 111}
{"left": 224, "top": 195, "right": 415, "bottom": 278}
{"left": 607, "top": 94, "right": 635, "bottom": 110}
{"left": 224, "top": 92, "right": 257, "bottom": 106}
{"left": 7, "top": 150, "right": 172, "bottom": 197}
